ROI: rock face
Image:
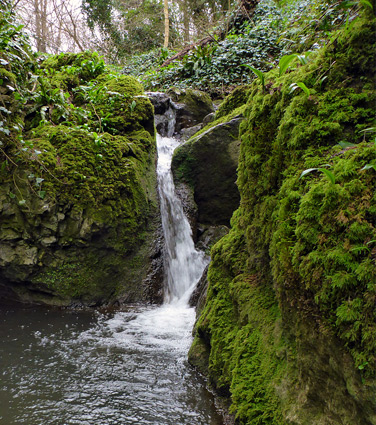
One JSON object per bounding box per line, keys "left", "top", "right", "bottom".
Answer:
{"left": 147, "top": 91, "right": 175, "bottom": 137}
{"left": 167, "top": 88, "right": 215, "bottom": 135}
{"left": 189, "top": 15, "right": 376, "bottom": 425}
{"left": 148, "top": 89, "right": 215, "bottom": 139}
{"left": 0, "top": 48, "right": 163, "bottom": 306}
{"left": 172, "top": 117, "right": 242, "bottom": 228}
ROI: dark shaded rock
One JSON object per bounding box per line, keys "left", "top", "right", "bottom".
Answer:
{"left": 147, "top": 91, "right": 175, "bottom": 137}
{"left": 0, "top": 56, "right": 164, "bottom": 306}
{"left": 202, "top": 112, "right": 215, "bottom": 126}
{"left": 167, "top": 88, "right": 214, "bottom": 134}
{"left": 180, "top": 124, "right": 202, "bottom": 141}
{"left": 189, "top": 264, "right": 208, "bottom": 316}
{"left": 172, "top": 117, "right": 243, "bottom": 226}
{"left": 141, "top": 224, "right": 165, "bottom": 304}
{"left": 174, "top": 182, "right": 198, "bottom": 239}
{"left": 196, "top": 224, "right": 229, "bottom": 252}
{"left": 146, "top": 91, "right": 171, "bottom": 115}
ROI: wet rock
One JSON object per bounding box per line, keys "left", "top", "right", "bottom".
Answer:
{"left": 180, "top": 124, "right": 202, "bottom": 142}
{"left": 196, "top": 225, "right": 229, "bottom": 252}
{"left": 167, "top": 88, "right": 214, "bottom": 134}
{"left": 172, "top": 116, "right": 243, "bottom": 226}
{"left": 202, "top": 112, "right": 215, "bottom": 126}
{"left": 147, "top": 92, "right": 175, "bottom": 137}
{"left": 174, "top": 182, "right": 198, "bottom": 240}
{"left": 0, "top": 60, "right": 163, "bottom": 306}
{"left": 146, "top": 91, "right": 171, "bottom": 115}
{"left": 189, "top": 265, "right": 209, "bottom": 316}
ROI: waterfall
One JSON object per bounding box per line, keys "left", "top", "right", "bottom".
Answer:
{"left": 0, "top": 101, "right": 222, "bottom": 425}
{"left": 157, "top": 133, "right": 207, "bottom": 305}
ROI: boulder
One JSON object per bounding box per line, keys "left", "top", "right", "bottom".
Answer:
{"left": 0, "top": 53, "right": 163, "bottom": 306}
{"left": 172, "top": 116, "right": 243, "bottom": 227}
{"left": 147, "top": 91, "right": 175, "bottom": 137}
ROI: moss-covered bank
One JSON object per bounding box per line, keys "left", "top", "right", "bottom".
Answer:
{"left": 190, "top": 11, "right": 376, "bottom": 424}
{"left": 0, "top": 6, "right": 162, "bottom": 305}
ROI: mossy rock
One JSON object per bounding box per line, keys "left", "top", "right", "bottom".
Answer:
{"left": 168, "top": 88, "right": 215, "bottom": 132}
{"left": 191, "top": 13, "right": 376, "bottom": 424}
{"left": 215, "top": 85, "right": 251, "bottom": 120}
{"left": 0, "top": 48, "right": 162, "bottom": 305}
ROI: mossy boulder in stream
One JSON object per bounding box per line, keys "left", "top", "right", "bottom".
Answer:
{"left": 0, "top": 18, "right": 162, "bottom": 306}
{"left": 189, "top": 12, "right": 376, "bottom": 424}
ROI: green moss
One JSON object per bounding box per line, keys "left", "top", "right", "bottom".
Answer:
{"left": 169, "top": 88, "right": 214, "bottom": 122}
{"left": 0, "top": 67, "right": 16, "bottom": 83}
{"left": 215, "top": 85, "right": 251, "bottom": 119}
{"left": 191, "top": 13, "right": 376, "bottom": 424}
{"left": 188, "top": 103, "right": 246, "bottom": 143}
{"left": 0, "top": 40, "right": 159, "bottom": 305}
{"left": 190, "top": 236, "right": 287, "bottom": 424}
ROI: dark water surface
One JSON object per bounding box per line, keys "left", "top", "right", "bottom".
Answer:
{"left": 0, "top": 304, "right": 223, "bottom": 425}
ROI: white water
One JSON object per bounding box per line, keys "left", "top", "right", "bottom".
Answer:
{"left": 157, "top": 133, "right": 208, "bottom": 304}
{"left": 0, "top": 132, "right": 219, "bottom": 424}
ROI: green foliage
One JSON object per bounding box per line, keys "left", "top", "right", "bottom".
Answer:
{"left": 242, "top": 64, "right": 265, "bottom": 92}
{"left": 0, "top": 4, "right": 158, "bottom": 303}
{"left": 278, "top": 53, "right": 296, "bottom": 76}
{"left": 134, "top": 0, "right": 281, "bottom": 96}
{"left": 289, "top": 81, "right": 311, "bottom": 96}
{"left": 82, "top": 0, "right": 176, "bottom": 61}
{"left": 300, "top": 166, "right": 336, "bottom": 183}
{"left": 123, "top": 0, "right": 361, "bottom": 96}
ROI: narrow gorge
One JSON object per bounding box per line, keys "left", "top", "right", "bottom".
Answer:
{"left": 0, "top": 1, "right": 375, "bottom": 423}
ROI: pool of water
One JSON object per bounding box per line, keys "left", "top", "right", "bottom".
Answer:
{"left": 0, "top": 303, "right": 223, "bottom": 425}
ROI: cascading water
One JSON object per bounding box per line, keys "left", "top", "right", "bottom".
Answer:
{"left": 0, "top": 111, "right": 222, "bottom": 424}
{"left": 157, "top": 133, "right": 207, "bottom": 304}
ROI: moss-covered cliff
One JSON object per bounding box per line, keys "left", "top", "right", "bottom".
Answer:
{"left": 0, "top": 6, "right": 162, "bottom": 305}
{"left": 189, "top": 10, "right": 376, "bottom": 424}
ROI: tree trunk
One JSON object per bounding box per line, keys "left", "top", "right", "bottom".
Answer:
{"left": 183, "top": 2, "right": 190, "bottom": 43}
{"left": 163, "top": 0, "right": 169, "bottom": 48}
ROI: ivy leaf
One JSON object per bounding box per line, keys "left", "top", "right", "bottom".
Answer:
{"left": 35, "top": 177, "right": 44, "bottom": 186}
{"left": 18, "top": 199, "right": 26, "bottom": 206}
{"left": 38, "top": 190, "right": 46, "bottom": 199}
{"left": 0, "top": 106, "right": 11, "bottom": 114}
